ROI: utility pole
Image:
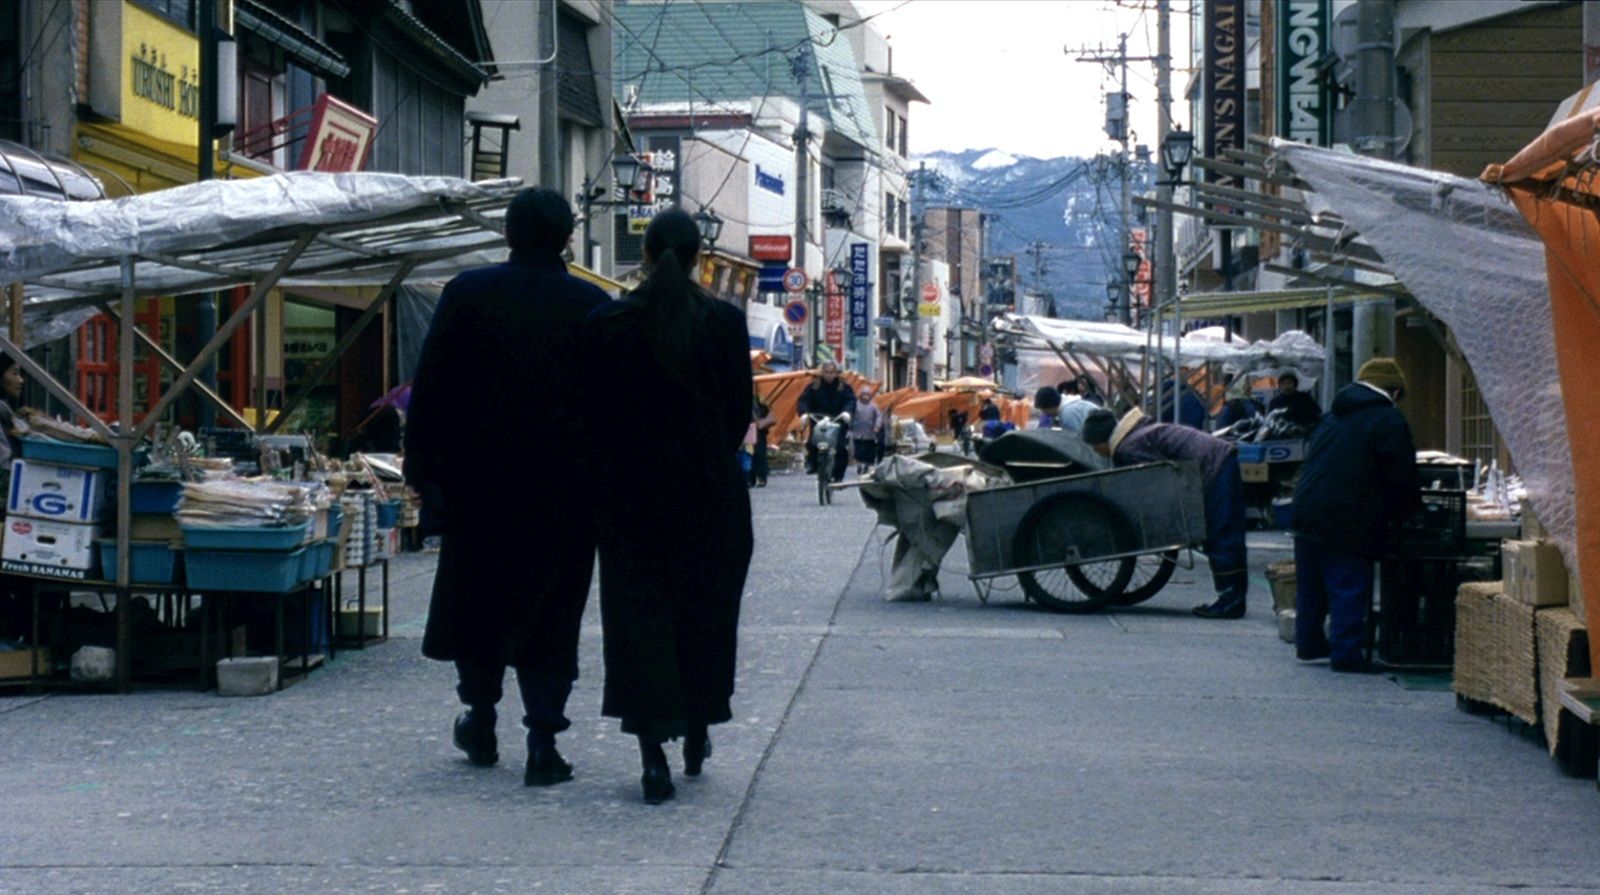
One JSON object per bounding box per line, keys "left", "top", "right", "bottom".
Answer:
{"left": 196, "top": 0, "right": 218, "bottom": 430}
{"left": 1351, "top": 0, "right": 1396, "bottom": 373}
{"left": 1155, "top": 0, "right": 1175, "bottom": 338}
{"left": 908, "top": 161, "right": 927, "bottom": 389}
{"left": 793, "top": 46, "right": 813, "bottom": 366}
{"left": 1076, "top": 34, "right": 1156, "bottom": 326}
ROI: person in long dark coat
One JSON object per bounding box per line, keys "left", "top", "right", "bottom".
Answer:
{"left": 403, "top": 187, "right": 610, "bottom": 787}
{"left": 582, "top": 208, "right": 753, "bottom": 805}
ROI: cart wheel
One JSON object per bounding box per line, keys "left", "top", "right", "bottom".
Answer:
{"left": 817, "top": 463, "right": 829, "bottom": 506}
{"left": 1013, "top": 493, "right": 1136, "bottom": 613}
{"left": 1100, "top": 549, "right": 1181, "bottom": 606}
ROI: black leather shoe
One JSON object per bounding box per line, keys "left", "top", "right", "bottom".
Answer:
{"left": 641, "top": 763, "right": 676, "bottom": 804}
{"left": 1296, "top": 645, "right": 1331, "bottom": 662}
{"left": 1192, "top": 599, "right": 1246, "bottom": 620}
{"left": 683, "top": 732, "right": 712, "bottom": 777}
{"left": 1331, "top": 659, "right": 1379, "bottom": 674}
{"left": 453, "top": 711, "right": 498, "bottom": 767}
{"left": 524, "top": 739, "right": 574, "bottom": 787}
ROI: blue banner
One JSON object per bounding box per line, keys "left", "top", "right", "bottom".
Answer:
{"left": 849, "top": 243, "right": 870, "bottom": 337}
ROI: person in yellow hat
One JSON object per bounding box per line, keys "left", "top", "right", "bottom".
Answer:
{"left": 1290, "top": 357, "right": 1421, "bottom": 673}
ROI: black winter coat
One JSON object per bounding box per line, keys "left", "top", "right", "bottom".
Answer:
{"left": 796, "top": 378, "right": 856, "bottom": 418}
{"left": 1292, "top": 383, "right": 1421, "bottom": 558}
{"left": 405, "top": 252, "right": 610, "bottom": 673}
{"left": 582, "top": 294, "right": 753, "bottom": 734}
{"left": 1268, "top": 390, "right": 1322, "bottom": 428}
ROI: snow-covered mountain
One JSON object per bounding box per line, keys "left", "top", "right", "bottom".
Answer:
{"left": 914, "top": 147, "right": 1150, "bottom": 320}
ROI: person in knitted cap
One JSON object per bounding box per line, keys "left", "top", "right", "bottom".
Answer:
{"left": 1290, "top": 357, "right": 1421, "bottom": 673}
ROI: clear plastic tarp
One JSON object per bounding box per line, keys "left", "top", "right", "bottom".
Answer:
{"left": 994, "top": 314, "right": 1326, "bottom": 366}
{"left": 1273, "top": 140, "right": 1576, "bottom": 566}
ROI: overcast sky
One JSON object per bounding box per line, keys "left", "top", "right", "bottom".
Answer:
{"left": 854, "top": 0, "right": 1195, "bottom": 160}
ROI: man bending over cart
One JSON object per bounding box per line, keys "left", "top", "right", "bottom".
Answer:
{"left": 1081, "top": 408, "right": 1249, "bottom": 619}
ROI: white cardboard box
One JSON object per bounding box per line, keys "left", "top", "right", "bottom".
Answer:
{"left": 1502, "top": 539, "right": 1567, "bottom": 607}
{"left": 7, "top": 459, "right": 106, "bottom": 523}
{"left": 0, "top": 517, "right": 99, "bottom": 576}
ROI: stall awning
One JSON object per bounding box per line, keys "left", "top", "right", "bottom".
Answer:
{"left": 0, "top": 140, "right": 105, "bottom": 200}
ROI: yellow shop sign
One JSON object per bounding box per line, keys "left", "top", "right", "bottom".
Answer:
{"left": 120, "top": 2, "right": 201, "bottom": 144}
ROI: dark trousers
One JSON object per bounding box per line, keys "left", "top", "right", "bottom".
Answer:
{"left": 749, "top": 439, "right": 770, "bottom": 484}
{"left": 1294, "top": 537, "right": 1374, "bottom": 665}
{"left": 456, "top": 660, "right": 575, "bottom": 736}
{"left": 805, "top": 429, "right": 851, "bottom": 481}
{"left": 1203, "top": 456, "right": 1249, "bottom": 601}
{"left": 853, "top": 437, "right": 879, "bottom": 466}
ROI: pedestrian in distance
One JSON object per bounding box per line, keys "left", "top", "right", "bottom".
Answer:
{"left": 750, "top": 400, "right": 776, "bottom": 487}
{"left": 978, "top": 401, "right": 1015, "bottom": 440}
{"left": 1216, "top": 372, "right": 1264, "bottom": 429}
{"left": 1033, "top": 386, "right": 1063, "bottom": 429}
{"left": 582, "top": 208, "right": 754, "bottom": 805}
{"left": 1291, "top": 358, "right": 1421, "bottom": 673}
{"left": 1267, "top": 370, "right": 1323, "bottom": 430}
{"left": 404, "top": 187, "right": 610, "bottom": 788}
{"left": 1081, "top": 407, "right": 1251, "bottom": 619}
{"left": 851, "top": 386, "right": 883, "bottom": 474}
{"left": 797, "top": 360, "right": 855, "bottom": 482}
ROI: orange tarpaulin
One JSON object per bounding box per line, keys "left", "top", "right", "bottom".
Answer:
{"left": 1486, "top": 118, "right": 1600, "bottom": 670}
{"left": 753, "top": 370, "right": 877, "bottom": 446}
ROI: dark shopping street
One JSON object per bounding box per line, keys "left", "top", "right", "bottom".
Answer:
{"left": 2, "top": 471, "right": 1596, "bottom": 895}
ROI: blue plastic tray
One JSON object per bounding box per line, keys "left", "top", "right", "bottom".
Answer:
{"left": 186, "top": 547, "right": 306, "bottom": 593}
{"left": 95, "top": 540, "right": 178, "bottom": 586}
{"left": 1236, "top": 443, "right": 1268, "bottom": 464}
{"left": 20, "top": 438, "right": 146, "bottom": 470}
{"left": 298, "top": 540, "right": 334, "bottom": 581}
{"left": 375, "top": 500, "right": 401, "bottom": 528}
{"left": 181, "top": 521, "right": 310, "bottom": 551}
{"left": 130, "top": 481, "right": 183, "bottom": 514}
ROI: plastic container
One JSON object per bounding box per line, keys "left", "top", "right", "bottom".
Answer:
{"left": 375, "top": 500, "right": 401, "bottom": 529}
{"left": 298, "top": 540, "right": 334, "bottom": 581}
{"left": 1272, "top": 497, "right": 1294, "bottom": 530}
{"left": 95, "top": 539, "right": 178, "bottom": 585}
{"left": 20, "top": 437, "right": 146, "bottom": 470}
{"left": 180, "top": 521, "right": 311, "bottom": 551}
{"left": 186, "top": 547, "right": 307, "bottom": 593}
{"left": 1235, "top": 442, "right": 1268, "bottom": 464}
{"left": 130, "top": 481, "right": 183, "bottom": 514}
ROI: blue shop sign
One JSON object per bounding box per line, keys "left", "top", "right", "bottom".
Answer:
{"left": 755, "top": 165, "right": 785, "bottom": 196}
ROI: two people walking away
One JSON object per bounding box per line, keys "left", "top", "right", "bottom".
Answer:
{"left": 406, "top": 193, "right": 753, "bottom": 805}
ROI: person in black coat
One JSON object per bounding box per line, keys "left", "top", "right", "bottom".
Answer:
{"left": 1267, "top": 370, "right": 1322, "bottom": 429}
{"left": 1291, "top": 358, "right": 1421, "bottom": 672}
{"left": 582, "top": 208, "right": 754, "bottom": 805}
{"left": 403, "top": 187, "right": 610, "bottom": 786}
{"left": 796, "top": 361, "right": 855, "bottom": 482}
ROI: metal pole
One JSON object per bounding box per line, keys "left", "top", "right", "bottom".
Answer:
{"left": 1155, "top": 0, "right": 1175, "bottom": 342}
{"left": 115, "top": 257, "right": 135, "bottom": 691}
{"left": 1352, "top": 0, "right": 1396, "bottom": 372}
{"left": 909, "top": 162, "right": 926, "bottom": 389}
{"left": 196, "top": 0, "right": 219, "bottom": 429}
{"left": 793, "top": 46, "right": 811, "bottom": 365}
{"left": 1172, "top": 293, "right": 1183, "bottom": 424}
{"left": 537, "top": 0, "right": 560, "bottom": 188}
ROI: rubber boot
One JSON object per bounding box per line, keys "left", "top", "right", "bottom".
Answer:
{"left": 1193, "top": 568, "right": 1248, "bottom": 620}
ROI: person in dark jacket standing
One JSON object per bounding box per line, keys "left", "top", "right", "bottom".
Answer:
{"left": 1291, "top": 358, "right": 1421, "bottom": 672}
{"left": 583, "top": 208, "right": 754, "bottom": 805}
{"left": 1082, "top": 407, "right": 1250, "bottom": 618}
{"left": 1266, "top": 370, "right": 1322, "bottom": 429}
{"left": 404, "top": 188, "right": 610, "bottom": 787}
{"left": 797, "top": 361, "right": 855, "bottom": 482}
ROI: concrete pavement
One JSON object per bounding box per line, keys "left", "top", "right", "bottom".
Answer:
{"left": 2, "top": 470, "right": 1599, "bottom": 894}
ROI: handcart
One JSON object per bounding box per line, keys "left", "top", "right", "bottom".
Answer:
{"left": 963, "top": 460, "right": 1209, "bottom": 613}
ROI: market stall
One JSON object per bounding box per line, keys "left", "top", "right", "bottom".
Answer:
{"left": 0, "top": 171, "right": 549, "bottom": 691}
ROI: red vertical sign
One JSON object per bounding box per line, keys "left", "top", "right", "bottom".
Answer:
{"left": 825, "top": 272, "right": 846, "bottom": 363}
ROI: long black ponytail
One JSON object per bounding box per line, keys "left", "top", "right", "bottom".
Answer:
{"left": 637, "top": 207, "right": 713, "bottom": 379}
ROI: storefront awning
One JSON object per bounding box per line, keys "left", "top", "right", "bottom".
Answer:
{"left": 0, "top": 140, "right": 105, "bottom": 201}
{"left": 1174, "top": 286, "right": 1395, "bottom": 318}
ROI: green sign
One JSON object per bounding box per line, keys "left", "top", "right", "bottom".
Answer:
{"left": 1277, "top": 0, "right": 1331, "bottom": 145}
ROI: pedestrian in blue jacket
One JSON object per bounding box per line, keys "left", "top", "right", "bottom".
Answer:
{"left": 1291, "top": 358, "right": 1421, "bottom": 672}
{"left": 1082, "top": 407, "right": 1249, "bottom": 619}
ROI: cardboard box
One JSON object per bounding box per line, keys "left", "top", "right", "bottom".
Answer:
{"left": 0, "top": 517, "right": 99, "bottom": 577}
{"left": 217, "top": 656, "right": 278, "bottom": 696}
{"left": 1520, "top": 498, "right": 1545, "bottom": 540}
{"left": 336, "top": 606, "right": 383, "bottom": 639}
{"left": 0, "top": 646, "right": 51, "bottom": 680}
{"left": 1503, "top": 539, "right": 1567, "bottom": 607}
{"left": 1265, "top": 560, "right": 1297, "bottom": 613}
{"left": 1240, "top": 462, "right": 1270, "bottom": 483}
{"left": 7, "top": 459, "right": 106, "bottom": 523}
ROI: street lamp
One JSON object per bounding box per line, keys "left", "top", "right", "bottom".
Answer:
{"left": 692, "top": 207, "right": 723, "bottom": 248}
{"left": 1122, "top": 249, "right": 1143, "bottom": 280}
{"left": 829, "top": 265, "right": 854, "bottom": 291}
{"left": 1159, "top": 127, "right": 1196, "bottom": 185}
{"left": 578, "top": 153, "right": 649, "bottom": 270}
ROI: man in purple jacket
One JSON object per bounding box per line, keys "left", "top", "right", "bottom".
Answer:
{"left": 1081, "top": 408, "right": 1249, "bottom": 619}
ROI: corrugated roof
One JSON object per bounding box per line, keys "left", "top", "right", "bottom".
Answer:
{"left": 613, "top": 2, "right": 878, "bottom": 150}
